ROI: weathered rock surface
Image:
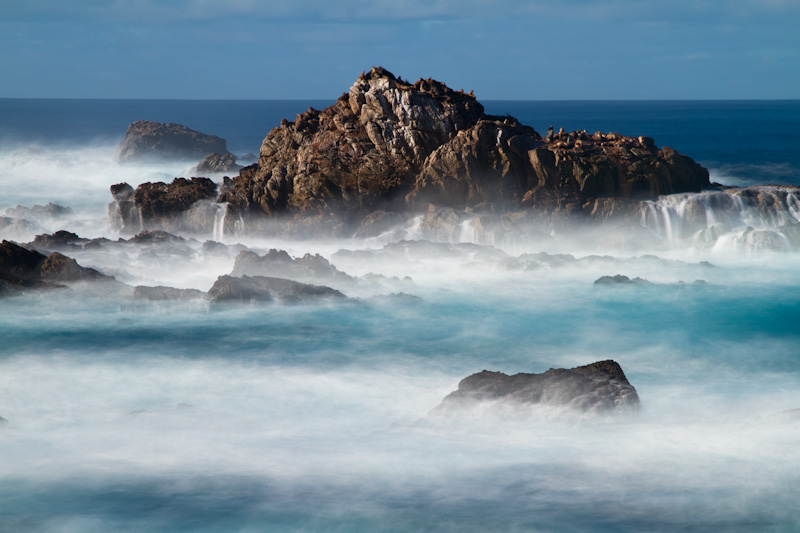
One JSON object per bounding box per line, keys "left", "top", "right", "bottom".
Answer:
{"left": 207, "top": 275, "right": 345, "bottom": 303}
{"left": 194, "top": 153, "right": 242, "bottom": 175}
{"left": 435, "top": 360, "right": 639, "bottom": 415}
{"left": 110, "top": 178, "right": 218, "bottom": 234}
{"left": 134, "top": 285, "right": 205, "bottom": 301}
{"left": 230, "top": 249, "right": 354, "bottom": 286}
{"left": 219, "top": 67, "right": 486, "bottom": 231}
{"left": 5, "top": 203, "right": 73, "bottom": 220}
{"left": 217, "top": 67, "right": 709, "bottom": 235}
{"left": 115, "top": 120, "right": 231, "bottom": 163}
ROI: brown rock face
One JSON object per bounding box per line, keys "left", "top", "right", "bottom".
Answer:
{"left": 219, "top": 68, "right": 709, "bottom": 234}
{"left": 115, "top": 120, "right": 231, "bottom": 163}
{"left": 220, "top": 67, "right": 485, "bottom": 224}
{"left": 132, "top": 177, "right": 218, "bottom": 233}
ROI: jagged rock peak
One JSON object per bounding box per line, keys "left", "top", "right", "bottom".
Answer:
{"left": 347, "top": 66, "right": 484, "bottom": 130}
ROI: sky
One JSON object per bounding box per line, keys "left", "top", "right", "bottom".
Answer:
{"left": 0, "top": 0, "right": 798, "bottom": 100}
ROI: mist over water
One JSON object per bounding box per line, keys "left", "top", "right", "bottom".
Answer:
{"left": 2, "top": 100, "right": 800, "bottom": 532}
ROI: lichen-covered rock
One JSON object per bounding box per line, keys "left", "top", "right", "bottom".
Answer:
{"left": 435, "top": 360, "right": 639, "bottom": 416}
{"left": 115, "top": 121, "right": 231, "bottom": 163}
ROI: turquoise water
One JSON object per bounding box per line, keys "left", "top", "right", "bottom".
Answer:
{"left": 1, "top": 100, "right": 800, "bottom": 531}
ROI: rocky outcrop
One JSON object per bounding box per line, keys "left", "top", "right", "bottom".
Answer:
{"left": 207, "top": 275, "right": 345, "bottom": 303}
{"left": 39, "top": 252, "right": 113, "bottom": 283}
{"left": 5, "top": 203, "right": 73, "bottom": 220}
{"left": 435, "top": 360, "right": 639, "bottom": 416}
{"left": 215, "top": 67, "right": 709, "bottom": 236}
{"left": 194, "top": 153, "right": 242, "bottom": 175}
{"left": 115, "top": 120, "right": 231, "bottom": 163}
{"left": 108, "top": 182, "right": 140, "bottom": 234}
{"left": 109, "top": 178, "right": 218, "bottom": 234}
{"left": 219, "top": 67, "right": 486, "bottom": 230}
{"left": 230, "top": 249, "right": 354, "bottom": 286}
{"left": 0, "top": 240, "right": 113, "bottom": 295}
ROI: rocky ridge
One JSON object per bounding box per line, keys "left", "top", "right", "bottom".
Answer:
{"left": 211, "top": 67, "right": 708, "bottom": 236}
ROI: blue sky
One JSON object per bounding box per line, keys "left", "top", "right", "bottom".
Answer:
{"left": 1, "top": 0, "right": 798, "bottom": 100}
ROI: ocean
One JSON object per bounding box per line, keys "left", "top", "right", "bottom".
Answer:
{"left": 1, "top": 99, "right": 800, "bottom": 532}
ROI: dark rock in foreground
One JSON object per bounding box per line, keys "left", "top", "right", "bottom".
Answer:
{"left": 207, "top": 275, "right": 346, "bottom": 303}
{"left": 435, "top": 360, "right": 639, "bottom": 416}
{"left": 115, "top": 120, "right": 231, "bottom": 163}
{"left": 0, "top": 240, "right": 116, "bottom": 296}
{"left": 134, "top": 285, "right": 205, "bottom": 301}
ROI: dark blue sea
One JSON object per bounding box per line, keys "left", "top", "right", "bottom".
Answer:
{"left": 1, "top": 98, "right": 800, "bottom": 532}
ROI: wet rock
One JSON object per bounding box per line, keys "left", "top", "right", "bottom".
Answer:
{"left": 207, "top": 275, "right": 346, "bottom": 303}
{"left": 108, "top": 182, "right": 141, "bottom": 234}
{"left": 134, "top": 285, "right": 205, "bottom": 301}
{"left": 39, "top": 252, "right": 114, "bottom": 283}
{"left": 231, "top": 249, "right": 354, "bottom": 286}
{"left": 133, "top": 177, "right": 218, "bottom": 233}
{"left": 115, "top": 120, "right": 231, "bottom": 163}
{"left": 31, "top": 231, "right": 87, "bottom": 251}
{"left": 435, "top": 360, "right": 639, "bottom": 415}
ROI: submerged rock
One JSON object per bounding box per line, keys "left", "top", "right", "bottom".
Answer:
{"left": 435, "top": 360, "right": 639, "bottom": 416}
{"left": 115, "top": 120, "right": 231, "bottom": 163}
{"left": 207, "top": 275, "right": 345, "bottom": 303}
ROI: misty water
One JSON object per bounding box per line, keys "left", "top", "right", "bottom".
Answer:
{"left": 2, "top": 100, "right": 800, "bottom": 532}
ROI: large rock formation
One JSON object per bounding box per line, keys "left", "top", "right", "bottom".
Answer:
{"left": 434, "top": 360, "right": 639, "bottom": 416}
{"left": 115, "top": 120, "right": 231, "bottom": 163}
{"left": 216, "top": 67, "right": 709, "bottom": 236}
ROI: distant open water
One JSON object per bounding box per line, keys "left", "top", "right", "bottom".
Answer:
{"left": 1, "top": 98, "right": 799, "bottom": 185}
